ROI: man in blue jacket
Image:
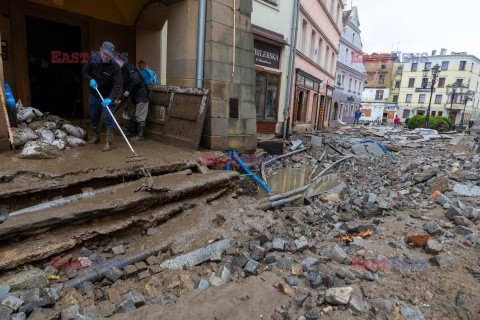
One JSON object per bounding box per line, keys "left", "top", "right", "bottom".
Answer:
{"left": 138, "top": 60, "right": 158, "bottom": 85}
{"left": 116, "top": 59, "right": 150, "bottom": 140}
{"left": 82, "top": 41, "right": 122, "bottom": 151}
{"left": 353, "top": 108, "right": 362, "bottom": 126}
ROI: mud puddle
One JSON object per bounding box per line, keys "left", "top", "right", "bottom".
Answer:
{"left": 257, "top": 167, "right": 344, "bottom": 201}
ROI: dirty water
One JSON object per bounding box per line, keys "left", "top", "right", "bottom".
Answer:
{"left": 258, "top": 167, "right": 343, "bottom": 200}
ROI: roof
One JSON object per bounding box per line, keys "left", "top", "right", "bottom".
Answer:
{"left": 342, "top": 10, "right": 352, "bottom": 27}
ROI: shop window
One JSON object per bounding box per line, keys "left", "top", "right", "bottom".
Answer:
{"left": 361, "top": 109, "right": 372, "bottom": 117}
{"left": 296, "top": 90, "right": 309, "bottom": 123}
{"left": 255, "top": 72, "right": 279, "bottom": 120}
{"left": 417, "top": 110, "right": 425, "bottom": 115}
{"left": 403, "top": 109, "right": 410, "bottom": 118}
{"left": 431, "top": 111, "right": 436, "bottom": 116}
{"left": 438, "top": 111, "right": 443, "bottom": 117}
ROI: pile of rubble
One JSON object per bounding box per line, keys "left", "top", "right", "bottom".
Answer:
{"left": 11, "top": 102, "right": 87, "bottom": 159}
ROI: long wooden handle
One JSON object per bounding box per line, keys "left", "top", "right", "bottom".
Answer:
{"left": 0, "top": 85, "right": 14, "bottom": 150}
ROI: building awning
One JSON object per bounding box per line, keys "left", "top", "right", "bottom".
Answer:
{"left": 251, "top": 24, "right": 288, "bottom": 46}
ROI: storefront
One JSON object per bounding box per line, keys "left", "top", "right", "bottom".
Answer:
{"left": 292, "top": 69, "right": 322, "bottom": 132}
{"left": 253, "top": 25, "right": 287, "bottom": 134}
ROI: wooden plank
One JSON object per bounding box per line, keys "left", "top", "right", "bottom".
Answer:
{"left": 0, "top": 32, "right": 13, "bottom": 151}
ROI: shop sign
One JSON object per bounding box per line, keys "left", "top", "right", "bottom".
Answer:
{"left": 254, "top": 40, "right": 280, "bottom": 69}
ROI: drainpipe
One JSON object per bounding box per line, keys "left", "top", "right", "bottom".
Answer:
{"left": 196, "top": 0, "right": 207, "bottom": 88}
{"left": 283, "top": 0, "right": 300, "bottom": 139}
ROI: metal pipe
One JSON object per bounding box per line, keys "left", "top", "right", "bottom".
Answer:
{"left": 269, "top": 184, "right": 310, "bottom": 202}
{"left": 271, "top": 194, "right": 303, "bottom": 208}
{"left": 196, "top": 0, "right": 207, "bottom": 88}
{"left": 260, "top": 146, "right": 311, "bottom": 183}
{"left": 233, "top": 151, "right": 270, "bottom": 192}
{"left": 283, "top": 0, "right": 300, "bottom": 139}
{"left": 312, "top": 155, "right": 354, "bottom": 182}
{"left": 326, "top": 142, "right": 345, "bottom": 156}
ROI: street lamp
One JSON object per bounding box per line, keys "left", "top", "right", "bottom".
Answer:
{"left": 460, "top": 90, "right": 475, "bottom": 127}
{"left": 446, "top": 82, "right": 468, "bottom": 130}
{"left": 422, "top": 64, "right": 441, "bottom": 129}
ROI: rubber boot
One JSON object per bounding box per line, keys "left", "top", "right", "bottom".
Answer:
{"left": 127, "top": 119, "right": 138, "bottom": 138}
{"left": 132, "top": 122, "right": 146, "bottom": 141}
{"left": 102, "top": 127, "right": 114, "bottom": 152}
{"left": 88, "top": 125, "right": 100, "bottom": 144}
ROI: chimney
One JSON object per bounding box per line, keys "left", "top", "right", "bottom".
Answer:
{"left": 431, "top": 50, "right": 437, "bottom": 56}
{"left": 440, "top": 48, "right": 447, "bottom": 55}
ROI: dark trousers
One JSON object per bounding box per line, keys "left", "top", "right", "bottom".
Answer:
{"left": 89, "top": 94, "right": 116, "bottom": 128}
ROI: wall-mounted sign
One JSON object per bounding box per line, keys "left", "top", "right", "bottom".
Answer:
{"left": 1, "top": 41, "right": 7, "bottom": 61}
{"left": 254, "top": 40, "right": 280, "bottom": 69}
{"left": 416, "top": 88, "right": 434, "bottom": 92}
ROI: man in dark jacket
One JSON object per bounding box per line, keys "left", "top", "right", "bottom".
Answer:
{"left": 116, "top": 59, "right": 150, "bottom": 140}
{"left": 82, "top": 41, "right": 122, "bottom": 151}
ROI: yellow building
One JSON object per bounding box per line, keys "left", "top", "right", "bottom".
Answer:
{"left": 396, "top": 51, "right": 480, "bottom": 125}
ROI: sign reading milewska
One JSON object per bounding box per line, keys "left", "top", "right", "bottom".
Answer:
{"left": 254, "top": 40, "right": 280, "bottom": 69}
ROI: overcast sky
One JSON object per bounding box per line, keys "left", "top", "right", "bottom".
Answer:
{"left": 347, "top": 0, "right": 480, "bottom": 57}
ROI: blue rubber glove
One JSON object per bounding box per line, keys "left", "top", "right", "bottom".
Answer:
{"left": 102, "top": 98, "right": 112, "bottom": 107}
{"left": 90, "top": 79, "right": 98, "bottom": 89}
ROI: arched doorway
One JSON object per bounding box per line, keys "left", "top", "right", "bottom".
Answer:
{"left": 135, "top": 2, "right": 169, "bottom": 85}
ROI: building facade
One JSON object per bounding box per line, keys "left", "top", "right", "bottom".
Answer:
{"left": 396, "top": 51, "right": 480, "bottom": 125}
{"left": 361, "top": 55, "right": 399, "bottom": 123}
{"left": 331, "top": 6, "right": 365, "bottom": 124}
{"left": 289, "top": 0, "right": 343, "bottom": 132}
{"left": 251, "top": 0, "right": 295, "bottom": 135}
{"left": 0, "top": 0, "right": 258, "bottom": 151}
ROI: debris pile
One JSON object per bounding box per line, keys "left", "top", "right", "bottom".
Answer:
{"left": 11, "top": 102, "right": 87, "bottom": 159}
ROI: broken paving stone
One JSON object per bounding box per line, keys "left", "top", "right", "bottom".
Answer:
{"left": 424, "top": 221, "right": 443, "bottom": 235}
{"left": 328, "top": 245, "right": 347, "bottom": 264}
{"left": 257, "top": 231, "right": 272, "bottom": 245}
{"left": 265, "top": 252, "right": 278, "bottom": 264}
{"left": 42, "top": 288, "right": 59, "bottom": 303}
{"left": 106, "top": 267, "right": 123, "bottom": 282}
{"left": 425, "top": 239, "right": 443, "bottom": 255}
{"left": 234, "top": 252, "right": 251, "bottom": 268}
{"left": 0, "top": 287, "right": 9, "bottom": 304}
{"left": 11, "top": 312, "right": 26, "bottom": 320}
{"left": 18, "top": 297, "right": 47, "bottom": 314}
{"left": 429, "top": 251, "right": 454, "bottom": 267}
{"left": 149, "top": 265, "right": 162, "bottom": 274}
{"left": 124, "top": 291, "right": 145, "bottom": 308}
{"left": 277, "top": 281, "right": 293, "bottom": 296}
{"left": 124, "top": 265, "right": 137, "bottom": 279}
{"left": 301, "top": 257, "right": 318, "bottom": 269}
{"left": 285, "top": 276, "right": 298, "bottom": 287}
{"left": 209, "top": 251, "right": 222, "bottom": 262}
{"left": 276, "top": 257, "right": 295, "bottom": 271}
{"left": 138, "top": 270, "right": 150, "bottom": 280}
{"left": 134, "top": 262, "right": 148, "bottom": 272}
{"left": 1, "top": 296, "right": 24, "bottom": 311}
{"left": 111, "top": 245, "right": 125, "bottom": 256}
{"left": 61, "top": 305, "right": 80, "bottom": 320}
{"left": 372, "top": 299, "right": 394, "bottom": 314}
{"left": 272, "top": 239, "right": 286, "bottom": 251}
{"left": 453, "top": 184, "right": 480, "bottom": 197}
{"left": 215, "top": 266, "right": 230, "bottom": 281}
{"left": 325, "top": 287, "right": 353, "bottom": 305}
{"left": 107, "top": 288, "right": 122, "bottom": 304}
{"left": 349, "top": 297, "right": 365, "bottom": 315}
{"left": 0, "top": 268, "right": 47, "bottom": 291}
{"left": 350, "top": 237, "right": 365, "bottom": 251}
{"left": 454, "top": 226, "right": 473, "bottom": 236}
{"left": 244, "top": 260, "right": 260, "bottom": 275}
{"left": 413, "top": 168, "right": 438, "bottom": 183}
{"left": 250, "top": 245, "right": 266, "bottom": 261}
{"left": 114, "top": 298, "right": 136, "bottom": 315}
{"left": 78, "top": 282, "right": 94, "bottom": 295}
{"left": 294, "top": 237, "right": 308, "bottom": 252}
{"left": 452, "top": 216, "right": 474, "bottom": 228}
{"left": 400, "top": 306, "right": 426, "bottom": 320}
{"left": 195, "top": 280, "right": 210, "bottom": 291}
{"left": 146, "top": 256, "right": 159, "bottom": 266}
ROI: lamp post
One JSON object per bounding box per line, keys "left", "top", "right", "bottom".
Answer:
{"left": 446, "top": 82, "right": 467, "bottom": 131}
{"left": 460, "top": 90, "right": 475, "bottom": 127}
{"left": 422, "top": 64, "right": 441, "bottom": 129}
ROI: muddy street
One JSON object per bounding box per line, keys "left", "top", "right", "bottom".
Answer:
{"left": 0, "top": 125, "right": 480, "bottom": 320}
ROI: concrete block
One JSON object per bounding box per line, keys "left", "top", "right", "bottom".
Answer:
{"left": 228, "top": 118, "right": 246, "bottom": 135}
{"left": 204, "top": 117, "right": 229, "bottom": 136}
{"left": 195, "top": 279, "right": 210, "bottom": 291}
{"left": 0, "top": 268, "right": 47, "bottom": 290}
{"left": 123, "top": 291, "right": 145, "bottom": 308}
{"left": 244, "top": 259, "right": 260, "bottom": 275}
{"left": 208, "top": 99, "right": 228, "bottom": 118}
{"left": 61, "top": 305, "right": 80, "bottom": 320}
{"left": 1, "top": 296, "right": 23, "bottom": 311}
{"left": 160, "top": 239, "right": 231, "bottom": 270}
{"left": 113, "top": 299, "right": 136, "bottom": 315}
{"left": 0, "top": 287, "right": 9, "bottom": 304}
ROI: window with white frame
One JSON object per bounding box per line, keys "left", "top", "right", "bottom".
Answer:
{"left": 330, "top": 52, "right": 335, "bottom": 73}
{"left": 406, "top": 94, "right": 412, "bottom": 103}
{"left": 379, "top": 75, "right": 386, "bottom": 84}
{"left": 349, "top": 78, "right": 352, "bottom": 90}
{"left": 301, "top": 20, "right": 308, "bottom": 53}
{"left": 354, "top": 80, "right": 357, "bottom": 92}
{"left": 325, "top": 46, "right": 330, "bottom": 69}
{"left": 317, "top": 37, "right": 323, "bottom": 65}
{"left": 337, "top": 74, "right": 342, "bottom": 86}
{"left": 375, "top": 90, "right": 384, "bottom": 100}
{"left": 309, "top": 29, "right": 317, "bottom": 59}
{"left": 418, "top": 94, "right": 426, "bottom": 103}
